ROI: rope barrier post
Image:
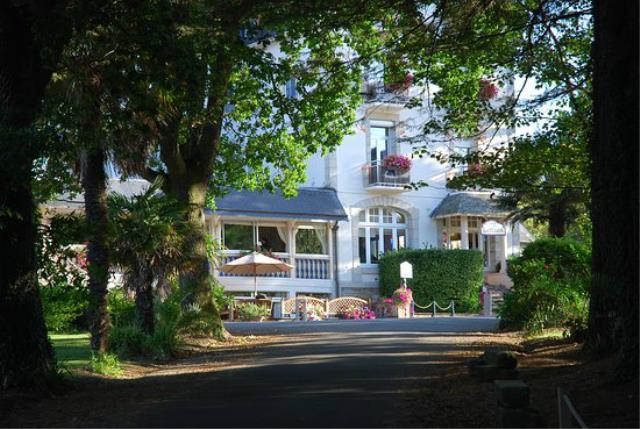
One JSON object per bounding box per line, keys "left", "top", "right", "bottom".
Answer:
{"left": 432, "top": 300, "right": 436, "bottom": 317}
{"left": 450, "top": 300, "right": 455, "bottom": 317}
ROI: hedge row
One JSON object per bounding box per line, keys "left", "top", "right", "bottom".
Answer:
{"left": 379, "top": 248, "right": 484, "bottom": 313}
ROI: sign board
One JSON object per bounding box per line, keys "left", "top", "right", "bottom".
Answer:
{"left": 400, "top": 261, "right": 413, "bottom": 279}
{"left": 481, "top": 220, "right": 506, "bottom": 236}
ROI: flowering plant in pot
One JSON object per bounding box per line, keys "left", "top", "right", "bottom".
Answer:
{"left": 392, "top": 287, "right": 413, "bottom": 306}
{"left": 383, "top": 154, "right": 412, "bottom": 173}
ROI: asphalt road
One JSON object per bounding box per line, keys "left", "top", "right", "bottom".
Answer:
{"left": 136, "top": 317, "right": 498, "bottom": 428}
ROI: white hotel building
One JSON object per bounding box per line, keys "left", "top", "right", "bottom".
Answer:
{"left": 210, "top": 77, "right": 532, "bottom": 300}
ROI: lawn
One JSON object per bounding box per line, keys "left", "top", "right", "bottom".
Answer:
{"left": 50, "top": 332, "right": 91, "bottom": 369}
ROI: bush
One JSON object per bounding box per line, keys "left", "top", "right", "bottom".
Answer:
{"left": 107, "top": 289, "right": 181, "bottom": 360}
{"left": 236, "top": 303, "right": 271, "bottom": 321}
{"left": 499, "top": 237, "right": 591, "bottom": 335}
{"left": 90, "top": 352, "right": 123, "bottom": 377}
{"left": 40, "top": 282, "right": 88, "bottom": 332}
{"left": 37, "top": 218, "right": 89, "bottom": 332}
{"left": 379, "top": 249, "right": 484, "bottom": 312}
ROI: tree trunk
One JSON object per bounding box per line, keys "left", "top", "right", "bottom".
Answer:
{"left": 0, "top": 1, "right": 62, "bottom": 388}
{"left": 587, "top": 0, "right": 638, "bottom": 380}
{"left": 81, "top": 146, "right": 111, "bottom": 353}
{"left": 134, "top": 263, "right": 155, "bottom": 335}
{"left": 176, "top": 182, "right": 228, "bottom": 340}
{"left": 548, "top": 198, "right": 567, "bottom": 238}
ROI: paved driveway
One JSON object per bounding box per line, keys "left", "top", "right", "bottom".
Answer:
{"left": 136, "top": 317, "right": 498, "bottom": 428}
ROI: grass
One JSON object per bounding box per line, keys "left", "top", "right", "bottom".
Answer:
{"left": 50, "top": 332, "right": 92, "bottom": 370}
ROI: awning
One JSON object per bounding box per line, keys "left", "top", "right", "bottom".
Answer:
{"left": 430, "top": 192, "right": 510, "bottom": 218}
{"left": 208, "top": 187, "right": 348, "bottom": 222}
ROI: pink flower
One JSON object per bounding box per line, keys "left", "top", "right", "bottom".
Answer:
{"left": 478, "top": 79, "right": 499, "bottom": 101}
{"left": 383, "top": 154, "right": 412, "bottom": 172}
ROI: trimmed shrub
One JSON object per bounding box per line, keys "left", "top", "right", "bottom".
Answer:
{"left": 499, "top": 237, "right": 591, "bottom": 335}
{"left": 379, "top": 249, "right": 484, "bottom": 313}
{"left": 236, "top": 303, "right": 271, "bottom": 321}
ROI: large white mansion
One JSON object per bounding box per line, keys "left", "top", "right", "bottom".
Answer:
{"left": 45, "top": 57, "right": 532, "bottom": 303}
{"left": 209, "top": 79, "right": 532, "bottom": 300}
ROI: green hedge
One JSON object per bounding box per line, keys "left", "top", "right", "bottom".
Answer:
{"left": 379, "top": 249, "right": 484, "bottom": 312}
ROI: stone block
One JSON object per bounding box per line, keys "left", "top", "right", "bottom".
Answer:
{"left": 494, "top": 379, "right": 530, "bottom": 408}
{"left": 497, "top": 406, "right": 544, "bottom": 428}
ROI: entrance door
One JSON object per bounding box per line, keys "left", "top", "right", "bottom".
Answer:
{"left": 483, "top": 236, "right": 498, "bottom": 272}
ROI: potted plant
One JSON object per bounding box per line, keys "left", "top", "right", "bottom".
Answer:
{"left": 392, "top": 287, "right": 413, "bottom": 318}
{"left": 383, "top": 154, "right": 412, "bottom": 174}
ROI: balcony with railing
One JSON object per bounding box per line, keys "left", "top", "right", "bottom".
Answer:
{"left": 365, "top": 161, "right": 411, "bottom": 192}
{"left": 217, "top": 251, "right": 330, "bottom": 280}
{"left": 362, "top": 81, "right": 411, "bottom": 105}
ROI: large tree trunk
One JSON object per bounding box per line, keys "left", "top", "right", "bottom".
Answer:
{"left": 81, "top": 146, "right": 111, "bottom": 353}
{"left": 587, "top": 0, "right": 638, "bottom": 380}
{"left": 0, "top": 1, "right": 62, "bottom": 388}
{"left": 175, "top": 180, "right": 228, "bottom": 340}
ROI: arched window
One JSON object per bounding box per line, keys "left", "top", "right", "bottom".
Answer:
{"left": 358, "top": 207, "right": 407, "bottom": 264}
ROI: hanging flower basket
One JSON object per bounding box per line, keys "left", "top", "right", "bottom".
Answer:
{"left": 383, "top": 154, "right": 412, "bottom": 173}
{"left": 478, "top": 78, "right": 499, "bottom": 101}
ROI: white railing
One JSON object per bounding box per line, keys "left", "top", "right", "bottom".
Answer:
{"left": 218, "top": 252, "right": 291, "bottom": 278}
{"left": 217, "top": 252, "right": 330, "bottom": 280}
{"left": 295, "top": 254, "right": 329, "bottom": 279}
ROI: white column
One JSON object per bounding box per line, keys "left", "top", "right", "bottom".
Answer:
{"left": 460, "top": 216, "right": 469, "bottom": 250}
{"left": 478, "top": 232, "right": 485, "bottom": 267}
{"left": 288, "top": 221, "right": 297, "bottom": 279}
{"left": 500, "top": 233, "right": 508, "bottom": 273}
{"left": 327, "top": 222, "right": 334, "bottom": 280}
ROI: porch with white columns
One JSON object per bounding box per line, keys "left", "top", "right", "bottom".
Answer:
{"left": 213, "top": 219, "right": 336, "bottom": 289}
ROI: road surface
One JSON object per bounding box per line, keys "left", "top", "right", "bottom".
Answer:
{"left": 135, "top": 317, "right": 498, "bottom": 427}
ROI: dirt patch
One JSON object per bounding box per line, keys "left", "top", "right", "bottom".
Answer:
{"left": 404, "top": 333, "right": 639, "bottom": 428}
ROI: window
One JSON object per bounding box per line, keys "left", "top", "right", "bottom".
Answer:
{"left": 223, "top": 224, "right": 253, "bottom": 250}
{"left": 222, "top": 223, "right": 287, "bottom": 252}
{"left": 370, "top": 126, "right": 390, "bottom": 163}
{"left": 285, "top": 78, "right": 298, "bottom": 99}
{"left": 295, "top": 227, "right": 327, "bottom": 254}
{"left": 358, "top": 207, "right": 407, "bottom": 264}
{"left": 257, "top": 226, "right": 286, "bottom": 253}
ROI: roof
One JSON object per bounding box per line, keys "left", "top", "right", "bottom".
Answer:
{"left": 44, "top": 179, "right": 150, "bottom": 211}
{"left": 430, "top": 192, "right": 510, "bottom": 218}
{"left": 210, "top": 188, "right": 348, "bottom": 221}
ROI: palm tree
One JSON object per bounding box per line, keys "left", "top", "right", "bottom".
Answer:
{"left": 108, "top": 179, "right": 193, "bottom": 334}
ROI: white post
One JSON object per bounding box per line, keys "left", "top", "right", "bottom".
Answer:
{"left": 327, "top": 222, "right": 334, "bottom": 280}
{"left": 288, "top": 221, "right": 297, "bottom": 279}
{"left": 500, "top": 232, "right": 508, "bottom": 273}
{"left": 460, "top": 215, "right": 469, "bottom": 249}
{"left": 482, "top": 286, "right": 492, "bottom": 316}
{"left": 478, "top": 232, "right": 485, "bottom": 268}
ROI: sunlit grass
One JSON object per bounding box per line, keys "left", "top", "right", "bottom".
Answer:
{"left": 51, "top": 332, "right": 91, "bottom": 369}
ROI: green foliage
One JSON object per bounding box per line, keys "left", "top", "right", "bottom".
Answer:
{"left": 210, "top": 280, "right": 233, "bottom": 311}
{"left": 499, "top": 237, "right": 591, "bottom": 335}
{"left": 37, "top": 216, "right": 89, "bottom": 332}
{"left": 379, "top": 249, "right": 484, "bottom": 313}
{"left": 90, "top": 353, "right": 123, "bottom": 377}
{"left": 236, "top": 303, "right": 271, "bottom": 321}
{"left": 107, "top": 289, "right": 182, "bottom": 360}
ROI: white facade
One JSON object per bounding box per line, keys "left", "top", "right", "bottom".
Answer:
{"left": 212, "top": 85, "right": 528, "bottom": 300}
